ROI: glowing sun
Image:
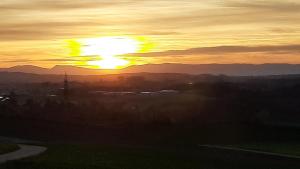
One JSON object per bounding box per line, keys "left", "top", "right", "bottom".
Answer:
{"left": 80, "top": 37, "right": 139, "bottom": 69}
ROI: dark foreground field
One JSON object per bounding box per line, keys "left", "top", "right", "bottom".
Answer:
{"left": 1, "top": 118, "right": 300, "bottom": 169}
{"left": 1, "top": 144, "right": 300, "bottom": 169}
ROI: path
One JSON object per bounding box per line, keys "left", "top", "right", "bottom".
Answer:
{"left": 0, "top": 144, "right": 47, "bottom": 164}
{"left": 198, "top": 144, "right": 300, "bottom": 160}
{"left": 0, "top": 136, "right": 47, "bottom": 164}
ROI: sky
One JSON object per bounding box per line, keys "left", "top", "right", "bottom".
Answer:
{"left": 0, "top": 0, "right": 300, "bottom": 68}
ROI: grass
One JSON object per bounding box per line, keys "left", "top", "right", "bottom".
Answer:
{"left": 228, "top": 142, "right": 300, "bottom": 157}
{"left": 0, "top": 144, "right": 19, "bottom": 155}
{"left": 1, "top": 144, "right": 300, "bottom": 169}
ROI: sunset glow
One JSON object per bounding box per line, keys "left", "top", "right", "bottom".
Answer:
{"left": 0, "top": 0, "right": 300, "bottom": 68}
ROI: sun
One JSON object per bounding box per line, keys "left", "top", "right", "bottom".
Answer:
{"left": 82, "top": 37, "right": 139, "bottom": 58}
{"left": 87, "top": 58, "right": 129, "bottom": 69}
{"left": 78, "top": 36, "right": 139, "bottom": 69}
{"left": 67, "top": 36, "right": 154, "bottom": 69}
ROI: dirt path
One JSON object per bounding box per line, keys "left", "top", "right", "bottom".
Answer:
{"left": 0, "top": 144, "right": 47, "bottom": 164}
{"left": 198, "top": 144, "right": 300, "bottom": 160}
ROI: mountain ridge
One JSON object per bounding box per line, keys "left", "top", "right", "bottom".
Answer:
{"left": 1, "top": 63, "right": 300, "bottom": 76}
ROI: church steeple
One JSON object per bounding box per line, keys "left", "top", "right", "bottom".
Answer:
{"left": 63, "top": 72, "right": 69, "bottom": 101}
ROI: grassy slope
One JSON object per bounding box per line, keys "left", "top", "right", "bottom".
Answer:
{"left": 1, "top": 144, "right": 300, "bottom": 169}
{"left": 0, "top": 144, "right": 19, "bottom": 155}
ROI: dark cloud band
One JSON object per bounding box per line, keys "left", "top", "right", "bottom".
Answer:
{"left": 129, "top": 45, "right": 300, "bottom": 57}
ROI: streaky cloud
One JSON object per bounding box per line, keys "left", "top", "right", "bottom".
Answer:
{"left": 0, "top": 0, "right": 139, "bottom": 11}
{"left": 129, "top": 45, "right": 300, "bottom": 57}
{"left": 224, "top": 0, "right": 300, "bottom": 12}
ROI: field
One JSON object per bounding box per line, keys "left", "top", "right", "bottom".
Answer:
{"left": 0, "top": 144, "right": 19, "bottom": 155}
{"left": 1, "top": 144, "right": 300, "bottom": 169}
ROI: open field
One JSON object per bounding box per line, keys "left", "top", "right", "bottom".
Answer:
{"left": 0, "top": 144, "right": 19, "bottom": 155}
{"left": 1, "top": 144, "right": 300, "bottom": 169}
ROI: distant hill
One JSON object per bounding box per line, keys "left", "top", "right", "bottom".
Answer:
{"left": 1, "top": 64, "right": 300, "bottom": 76}
{"left": 123, "top": 63, "right": 300, "bottom": 76}
{"left": 0, "top": 72, "right": 62, "bottom": 83}
{"left": 0, "top": 65, "right": 105, "bottom": 75}
{"left": 0, "top": 65, "right": 50, "bottom": 74}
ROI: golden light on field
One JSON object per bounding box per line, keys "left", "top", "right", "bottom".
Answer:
{"left": 68, "top": 36, "right": 141, "bottom": 69}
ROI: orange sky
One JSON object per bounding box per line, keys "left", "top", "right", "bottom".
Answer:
{"left": 0, "top": 0, "right": 300, "bottom": 68}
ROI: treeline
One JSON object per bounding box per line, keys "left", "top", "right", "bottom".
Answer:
{"left": 1, "top": 77, "right": 300, "bottom": 129}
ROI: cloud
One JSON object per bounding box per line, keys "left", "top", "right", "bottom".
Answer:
{"left": 0, "top": 0, "right": 138, "bottom": 11}
{"left": 224, "top": 0, "right": 300, "bottom": 12}
{"left": 269, "top": 28, "right": 299, "bottom": 33}
{"left": 1, "top": 55, "right": 103, "bottom": 63}
{"left": 0, "top": 21, "right": 105, "bottom": 40}
{"left": 122, "top": 1, "right": 300, "bottom": 31}
{"left": 2, "top": 58, "right": 81, "bottom": 63}
{"left": 1, "top": 0, "right": 300, "bottom": 41}
{"left": 129, "top": 45, "right": 300, "bottom": 57}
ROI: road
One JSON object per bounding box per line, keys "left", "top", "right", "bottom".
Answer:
{"left": 198, "top": 144, "right": 300, "bottom": 160}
